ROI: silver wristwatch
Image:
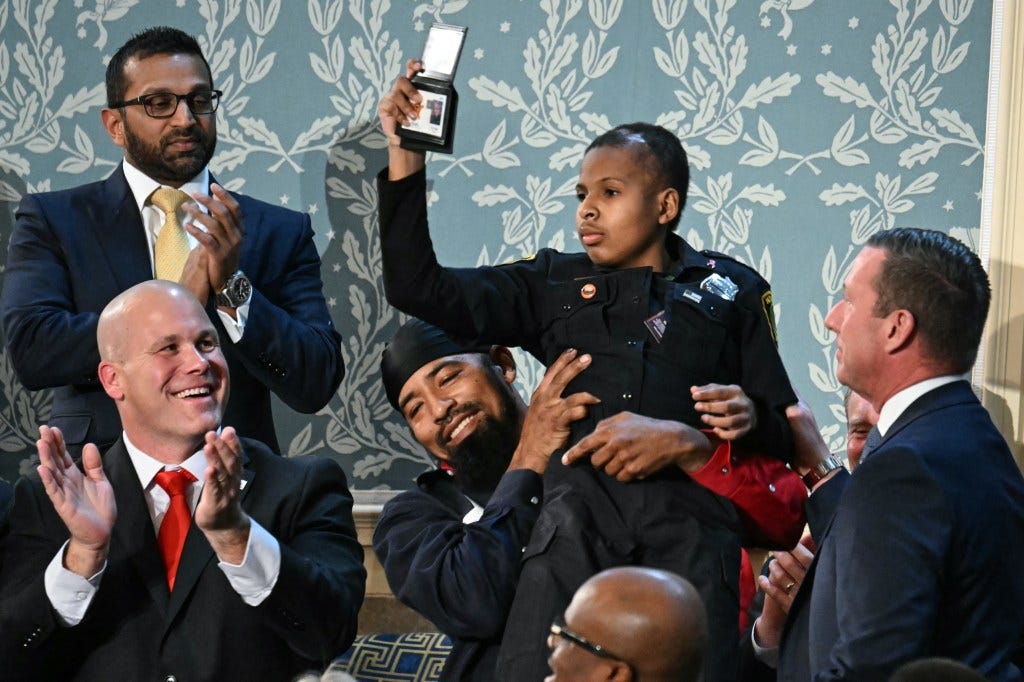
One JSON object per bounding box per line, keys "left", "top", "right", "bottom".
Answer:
{"left": 801, "top": 453, "right": 845, "bottom": 487}
{"left": 215, "top": 270, "right": 252, "bottom": 308}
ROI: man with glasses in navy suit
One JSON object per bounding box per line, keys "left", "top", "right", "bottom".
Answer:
{"left": 2, "top": 26, "right": 342, "bottom": 456}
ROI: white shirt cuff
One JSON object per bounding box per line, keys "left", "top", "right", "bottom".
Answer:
{"left": 751, "top": 618, "right": 780, "bottom": 668}
{"left": 44, "top": 541, "right": 104, "bottom": 626}
{"left": 216, "top": 301, "right": 250, "bottom": 342}
{"left": 217, "top": 519, "right": 280, "bottom": 606}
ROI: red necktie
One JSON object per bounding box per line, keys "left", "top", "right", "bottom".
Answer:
{"left": 154, "top": 468, "right": 197, "bottom": 590}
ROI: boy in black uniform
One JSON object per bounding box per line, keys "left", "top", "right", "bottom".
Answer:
{"left": 377, "top": 59, "right": 807, "bottom": 681}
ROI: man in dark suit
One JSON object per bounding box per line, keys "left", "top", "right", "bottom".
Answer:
{"left": 754, "top": 228, "right": 1024, "bottom": 680}
{"left": 1, "top": 26, "right": 342, "bottom": 454}
{"left": 0, "top": 280, "right": 365, "bottom": 681}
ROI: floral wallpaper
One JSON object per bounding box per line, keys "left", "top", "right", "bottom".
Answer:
{"left": 0, "top": 0, "right": 992, "bottom": 491}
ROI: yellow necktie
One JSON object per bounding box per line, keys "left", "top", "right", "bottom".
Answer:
{"left": 151, "top": 187, "right": 193, "bottom": 282}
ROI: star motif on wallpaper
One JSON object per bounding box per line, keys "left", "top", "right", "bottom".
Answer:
{"left": 328, "top": 297, "right": 337, "bottom": 307}
{"left": 976, "top": 189, "right": 984, "bottom": 201}
{"left": 787, "top": 44, "right": 797, "bottom": 56}
{"left": 943, "top": 200, "right": 954, "bottom": 212}
{"left": 849, "top": 17, "right": 860, "bottom": 29}
{"left": 279, "top": 194, "right": 289, "bottom": 205}
{"left": 474, "top": 48, "right": 484, "bottom": 59}
{"left": 332, "top": 263, "right": 341, "bottom": 273}
{"left": 325, "top": 229, "right": 336, "bottom": 241}
{"left": 500, "top": 21, "right": 511, "bottom": 33}
{"left": 821, "top": 44, "right": 832, "bottom": 55}
{"left": 308, "top": 203, "right": 318, "bottom": 215}
{"left": 761, "top": 16, "right": 771, "bottom": 28}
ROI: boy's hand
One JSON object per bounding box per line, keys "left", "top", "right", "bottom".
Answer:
{"left": 378, "top": 58, "right": 425, "bottom": 144}
{"left": 692, "top": 383, "right": 755, "bottom": 440}
{"left": 562, "top": 413, "right": 713, "bottom": 481}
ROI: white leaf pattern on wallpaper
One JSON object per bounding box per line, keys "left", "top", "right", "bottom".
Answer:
{"left": 0, "top": 0, "right": 992, "bottom": 488}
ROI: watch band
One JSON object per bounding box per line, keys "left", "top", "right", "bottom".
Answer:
{"left": 801, "top": 453, "right": 845, "bottom": 487}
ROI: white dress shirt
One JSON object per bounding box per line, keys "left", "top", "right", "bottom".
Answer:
{"left": 44, "top": 432, "right": 281, "bottom": 625}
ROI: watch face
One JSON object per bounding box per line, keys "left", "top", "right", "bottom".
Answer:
{"left": 233, "top": 275, "right": 252, "bottom": 301}
{"left": 219, "top": 272, "right": 251, "bottom": 307}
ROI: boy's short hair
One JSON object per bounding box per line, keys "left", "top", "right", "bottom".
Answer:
{"left": 106, "top": 26, "right": 212, "bottom": 106}
{"left": 585, "top": 123, "right": 689, "bottom": 230}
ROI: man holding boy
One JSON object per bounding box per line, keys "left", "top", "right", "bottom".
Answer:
{"left": 377, "top": 58, "right": 807, "bottom": 680}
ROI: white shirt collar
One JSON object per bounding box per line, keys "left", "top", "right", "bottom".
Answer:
{"left": 123, "top": 431, "right": 208, "bottom": 489}
{"left": 876, "top": 375, "right": 962, "bottom": 436}
{"left": 122, "top": 158, "right": 210, "bottom": 213}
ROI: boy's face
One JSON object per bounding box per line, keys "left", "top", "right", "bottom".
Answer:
{"left": 575, "top": 145, "right": 677, "bottom": 271}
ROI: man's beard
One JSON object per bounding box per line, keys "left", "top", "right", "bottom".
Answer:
{"left": 123, "top": 118, "right": 216, "bottom": 185}
{"left": 443, "top": 379, "right": 520, "bottom": 497}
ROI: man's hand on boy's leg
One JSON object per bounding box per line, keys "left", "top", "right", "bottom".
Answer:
{"left": 561, "top": 412, "right": 713, "bottom": 481}
{"left": 692, "top": 383, "right": 756, "bottom": 440}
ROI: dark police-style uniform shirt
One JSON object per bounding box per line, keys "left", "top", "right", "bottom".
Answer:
{"left": 378, "top": 168, "right": 797, "bottom": 463}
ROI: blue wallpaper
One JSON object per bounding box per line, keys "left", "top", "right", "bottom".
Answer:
{"left": 0, "top": 0, "right": 992, "bottom": 490}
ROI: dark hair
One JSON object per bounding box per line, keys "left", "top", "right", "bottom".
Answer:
{"left": 585, "top": 122, "right": 689, "bottom": 230}
{"left": 867, "top": 228, "right": 990, "bottom": 374}
{"left": 106, "top": 27, "right": 212, "bottom": 106}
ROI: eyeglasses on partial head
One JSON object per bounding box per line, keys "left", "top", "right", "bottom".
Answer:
{"left": 109, "top": 89, "right": 223, "bottom": 118}
{"left": 549, "top": 619, "right": 629, "bottom": 665}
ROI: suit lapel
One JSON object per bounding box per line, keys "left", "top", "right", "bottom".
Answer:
{"left": 104, "top": 440, "right": 170, "bottom": 616}
{"left": 94, "top": 166, "right": 154, "bottom": 289}
{"left": 164, "top": 446, "right": 257, "bottom": 626}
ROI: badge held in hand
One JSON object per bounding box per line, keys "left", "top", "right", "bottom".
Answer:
{"left": 397, "top": 23, "right": 468, "bottom": 154}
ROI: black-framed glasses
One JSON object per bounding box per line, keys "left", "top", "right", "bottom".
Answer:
{"left": 549, "top": 620, "right": 623, "bottom": 662}
{"left": 109, "top": 90, "right": 223, "bottom": 118}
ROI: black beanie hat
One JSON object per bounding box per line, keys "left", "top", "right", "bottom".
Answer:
{"left": 380, "top": 319, "right": 491, "bottom": 410}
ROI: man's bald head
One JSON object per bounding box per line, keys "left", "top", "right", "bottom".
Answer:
{"left": 548, "top": 567, "right": 707, "bottom": 682}
{"left": 97, "top": 280, "right": 207, "bottom": 362}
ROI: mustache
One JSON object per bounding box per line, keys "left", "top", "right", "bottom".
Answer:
{"left": 162, "top": 128, "right": 205, "bottom": 146}
{"left": 434, "top": 401, "right": 486, "bottom": 452}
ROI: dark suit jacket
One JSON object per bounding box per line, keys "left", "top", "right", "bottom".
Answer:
{"left": 0, "top": 437, "right": 366, "bottom": 681}
{"left": 776, "top": 381, "right": 1024, "bottom": 681}
{"left": 1, "top": 165, "right": 343, "bottom": 452}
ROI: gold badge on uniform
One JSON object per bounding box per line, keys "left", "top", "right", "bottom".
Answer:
{"left": 580, "top": 283, "right": 597, "bottom": 299}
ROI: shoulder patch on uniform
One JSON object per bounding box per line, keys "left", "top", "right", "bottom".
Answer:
{"left": 762, "top": 290, "right": 778, "bottom": 346}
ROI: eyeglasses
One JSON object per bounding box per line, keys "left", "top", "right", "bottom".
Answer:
{"left": 109, "top": 90, "right": 223, "bottom": 118}
{"left": 549, "top": 620, "right": 623, "bottom": 662}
